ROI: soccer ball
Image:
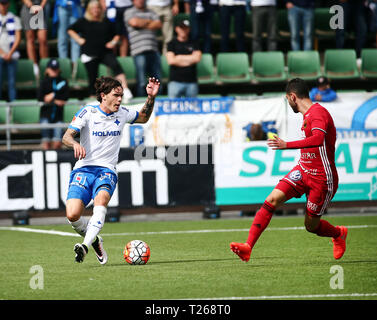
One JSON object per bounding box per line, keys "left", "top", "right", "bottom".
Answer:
{"left": 123, "top": 240, "right": 150, "bottom": 265}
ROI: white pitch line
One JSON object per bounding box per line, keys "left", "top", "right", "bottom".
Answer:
{"left": 0, "top": 226, "right": 80, "bottom": 237}
{"left": 0, "top": 224, "right": 376, "bottom": 237}
{"left": 182, "top": 292, "right": 377, "bottom": 300}
{"left": 101, "top": 224, "right": 377, "bottom": 236}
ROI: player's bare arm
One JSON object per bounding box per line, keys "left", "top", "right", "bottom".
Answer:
{"left": 135, "top": 77, "right": 160, "bottom": 123}
{"left": 62, "top": 128, "right": 86, "bottom": 160}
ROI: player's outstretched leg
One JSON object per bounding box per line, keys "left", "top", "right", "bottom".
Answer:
{"left": 332, "top": 226, "right": 348, "bottom": 260}
{"left": 92, "top": 236, "right": 108, "bottom": 265}
{"left": 230, "top": 200, "right": 275, "bottom": 262}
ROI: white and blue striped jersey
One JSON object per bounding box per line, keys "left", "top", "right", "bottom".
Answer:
{"left": 69, "top": 103, "right": 139, "bottom": 173}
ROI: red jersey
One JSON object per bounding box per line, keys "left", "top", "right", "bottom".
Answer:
{"left": 286, "top": 103, "right": 338, "bottom": 184}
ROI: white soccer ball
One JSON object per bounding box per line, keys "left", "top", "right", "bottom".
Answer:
{"left": 123, "top": 240, "right": 151, "bottom": 265}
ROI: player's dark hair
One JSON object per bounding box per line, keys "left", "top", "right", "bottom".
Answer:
{"left": 286, "top": 78, "right": 310, "bottom": 99}
{"left": 95, "top": 76, "right": 122, "bottom": 102}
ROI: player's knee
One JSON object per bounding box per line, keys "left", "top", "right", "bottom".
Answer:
{"left": 65, "top": 200, "right": 84, "bottom": 222}
{"left": 304, "top": 220, "right": 318, "bottom": 233}
{"left": 66, "top": 210, "right": 81, "bottom": 222}
{"left": 265, "top": 190, "right": 286, "bottom": 208}
{"left": 305, "top": 223, "right": 317, "bottom": 233}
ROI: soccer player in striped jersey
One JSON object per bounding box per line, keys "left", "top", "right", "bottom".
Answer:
{"left": 230, "top": 78, "right": 348, "bottom": 263}
{"left": 62, "top": 76, "right": 160, "bottom": 264}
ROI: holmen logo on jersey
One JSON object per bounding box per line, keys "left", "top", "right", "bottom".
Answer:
{"left": 92, "top": 130, "right": 121, "bottom": 136}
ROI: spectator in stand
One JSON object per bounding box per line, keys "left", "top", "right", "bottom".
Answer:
{"left": 335, "top": 0, "right": 368, "bottom": 60}
{"left": 309, "top": 76, "right": 337, "bottom": 103}
{"left": 286, "top": 0, "right": 315, "bottom": 51}
{"left": 124, "top": 0, "right": 162, "bottom": 97}
{"left": 218, "top": 0, "right": 246, "bottom": 52}
{"left": 184, "top": 0, "right": 216, "bottom": 53}
{"left": 20, "top": 0, "right": 50, "bottom": 77}
{"left": 251, "top": 0, "right": 277, "bottom": 52}
{"left": 0, "top": 0, "right": 21, "bottom": 102}
{"left": 38, "top": 58, "right": 69, "bottom": 150}
{"left": 147, "top": 0, "right": 179, "bottom": 55}
{"left": 99, "top": 0, "right": 132, "bottom": 57}
{"left": 53, "top": 0, "right": 84, "bottom": 66}
{"left": 68, "top": 0, "right": 133, "bottom": 101}
{"left": 166, "top": 19, "right": 201, "bottom": 98}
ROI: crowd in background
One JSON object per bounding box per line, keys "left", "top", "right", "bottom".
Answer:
{"left": 1, "top": 0, "right": 377, "bottom": 149}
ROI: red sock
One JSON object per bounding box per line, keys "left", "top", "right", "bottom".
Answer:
{"left": 246, "top": 201, "right": 275, "bottom": 249}
{"left": 315, "top": 220, "right": 341, "bottom": 238}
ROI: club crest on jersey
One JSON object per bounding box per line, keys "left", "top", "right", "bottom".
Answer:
{"left": 114, "top": 119, "right": 120, "bottom": 126}
{"left": 289, "top": 170, "right": 302, "bottom": 181}
{"left": 303, "top": 119, "right": 308, "bottom": 129}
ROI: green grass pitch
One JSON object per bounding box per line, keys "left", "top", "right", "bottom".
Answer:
{"left": 1, "top": 214, "right": 377, "bottom": 300}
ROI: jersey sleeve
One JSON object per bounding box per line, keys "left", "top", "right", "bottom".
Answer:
{"left": 286, "top": 129, "right": 326, "bottom": 149}
{"left": 69, "top": 106, "right": 90, "bottom": 132}
{"left": 121, "top": 106, "right": 139, "bottom": 124}
{"left": 311, "top": 107, "right": 329, "bottom": 134}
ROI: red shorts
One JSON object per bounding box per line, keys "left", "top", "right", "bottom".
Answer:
{"left": 276, "top": 165, "right": 338, "bottom": 217}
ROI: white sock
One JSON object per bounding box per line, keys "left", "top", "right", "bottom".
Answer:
{"left": 68, "top": 216, "right": 88, "bottom": 237}
{"left": 83, "top": 206, "right": 107, "bottom": 247}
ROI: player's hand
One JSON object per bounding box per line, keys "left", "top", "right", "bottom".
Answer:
{"left": 73, "top": 143, "right": 86, "bottom": 160}
{"left": 267, "top": 135, "right": 287, "bottom": 150}
{"left": 146, "top": 77, "right": 160, "bottom": 97}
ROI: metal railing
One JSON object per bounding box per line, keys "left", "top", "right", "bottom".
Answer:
{"left": 0, "top": 99, "right": 87, "bottom": 150}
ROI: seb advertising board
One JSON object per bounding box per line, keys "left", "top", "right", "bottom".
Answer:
{"left": 215, "top": 138, "right": 377, "bottom": 205}
{"left": 215, "top": 92, "right": 377, "bottom": 205}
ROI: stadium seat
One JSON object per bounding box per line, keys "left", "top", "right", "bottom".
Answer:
{"left": 313, "top": 8, "right": 336, "bottom": 51}
{"left": 160, "top": 55, "right": 170, "bottom": 84}
{"left": 287, "top": 51, "right": 322, "bottom": 80}
{"left": 98, "top": 63, "right": 113, "bottom": 77}
{"left": 216, "top": 52, "right": 251, "bottom": 83}
{"left": 361, "top": 49, "right": 377, "bottom": 79}
{"left": 117, "top": 56, "right": 137, "bottom": 85}
{"left": 0, "top": 106, "right": 7, "bottom": 124}
{"left": 251, "top": 51, "right": 287, "bottom": 82}
{"left": 324, "top": 49, "right": 360, "bottom": 79}
{"left": 12, "top": 101, "right": 41, "bottom": 124}
{"left": 39, "top": 57, "right": 72, "bottom": 81}
{"left": 15, "top": 59, "right": 38, "bottom": 90}
{"left": 196, "top": 53, "right": 216, "bottom": 84}
{"left": 70, "top": 60, "right": 89, "bottom": 89}
{"left": 63, "top": 103, "right": 82, "bottom": 123}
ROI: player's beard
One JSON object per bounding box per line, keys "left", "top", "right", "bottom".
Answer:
{"left": 287, "top": 99, "right": 299, "bottom": 113}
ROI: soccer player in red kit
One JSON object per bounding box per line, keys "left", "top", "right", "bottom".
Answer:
{"left": 230, "top": 78, "right": 348, "bottom": 262}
